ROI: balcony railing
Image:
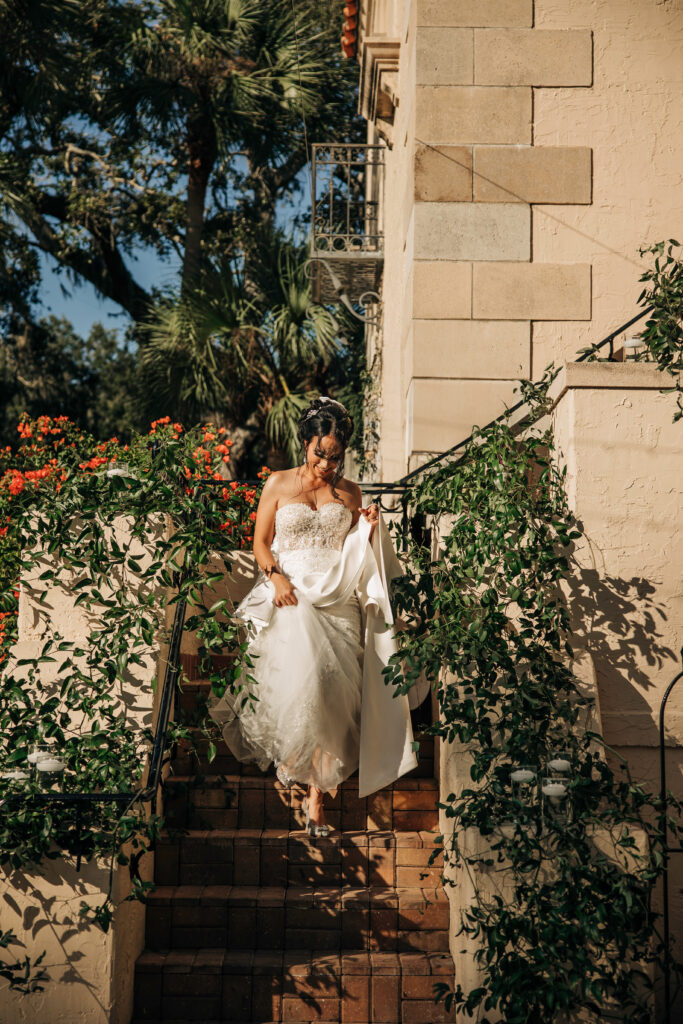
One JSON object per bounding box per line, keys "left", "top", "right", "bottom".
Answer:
{"left": 309, "top": 143, "right": 384, "bottom": 306}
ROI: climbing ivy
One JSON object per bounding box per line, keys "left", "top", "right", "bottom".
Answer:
{"left": 638, "top": 239, "right": 683, "bottom": 421}
{"left": 0, "top": 415, "right": 262, "bottom": 978}
{"left": 385, "top": 369, "right": 681, "bottom": 1023}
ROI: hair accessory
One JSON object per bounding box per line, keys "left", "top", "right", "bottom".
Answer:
{"left": 304, "top": 396, "right": 349, "bottom": 422}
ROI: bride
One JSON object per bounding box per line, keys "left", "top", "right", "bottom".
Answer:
{"left": 210, "top": 396, "right": 418, "bottom": 837}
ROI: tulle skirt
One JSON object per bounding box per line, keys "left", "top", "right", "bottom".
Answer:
{"left": 210, "top": 554, "right": 364, "bottom": 793}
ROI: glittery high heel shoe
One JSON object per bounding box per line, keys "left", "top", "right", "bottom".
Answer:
{"left": 302, "top": 796, "right": 331, "bottom": 838}
{"left": 301, "top": 797, "right": 318, "bottom": 837}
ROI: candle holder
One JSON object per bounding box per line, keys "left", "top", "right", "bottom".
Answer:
{"left": 0, "top": 766, "right": 30, "bottom": 785}
{"left": 509, "top": 766, "right": 537, "bottom": 808}
{"left": 105, "top": 462, "right": 130, "bottom": 477}
{"left": 542, "top": 776, "right": 572, "bottom": 825}
{"left": 546, "top": 750, "right": 572, "bottom": 775}
{"left": 36, "top": 756, "right": 66, "bottom": 790}
{"left": 27, "top": 743, "right": 53, "bottom": 767}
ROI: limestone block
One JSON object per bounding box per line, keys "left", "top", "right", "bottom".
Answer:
{"left": 474, "top": 29, "right": 593, "bottom": 86}
{"left": 415, "top": 144, "right": 472, "bottom": 202}
{"left": 411, "top": 319, "right": 530, "bottom": 379}
{"left": 416, "top": 86, "right": 531, "bottom": 145}
{"left": 473, "top": 146, "right": 592, "bottom": 204}
{"left": 417, "top": 0, "right": 533, "bottom": 28}
{"left": 415, "top": 202, "right": 530, "bottom": 261}
{"left": 413, "top": 261, "right": 472, "bottom": 319}
{"left": 416, "top": 28, "right": 473, "bottom": 85}
{"left": 473, "top": 262, "right": 592, "bottom": 320}
{"left": 408, "top": 378, "right": 518, "bottom": 452}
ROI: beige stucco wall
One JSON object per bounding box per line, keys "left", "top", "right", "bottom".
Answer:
{"left": 367, "top": 0, "right": 683, "bottom": 477}
{"left": 550, "top": 362, "right": 683, "bottom": 769}
{"left": 0, "top": 850, "right": 153, "bottom": 1024}
{"left": 551, "top": 361, "right": 683, "bottom": 1020}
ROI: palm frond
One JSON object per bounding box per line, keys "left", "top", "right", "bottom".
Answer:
{"left": 265, "top": 389, "right": 312, "bottom": 465}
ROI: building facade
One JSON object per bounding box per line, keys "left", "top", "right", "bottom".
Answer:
{"left": 339, "top": 0, "right": 683, "bottom": 1016}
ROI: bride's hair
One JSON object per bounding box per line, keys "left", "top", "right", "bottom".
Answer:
{"left": 297, "top": 396, "right": 354, "bottom": 489}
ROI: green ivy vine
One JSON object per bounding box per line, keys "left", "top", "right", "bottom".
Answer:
{"left": 386, "top": 369, "right": 682, "bottom": 1023}
{"left": 638, "top": 240, "right": 683, "bottom": 421}
{"left": 0, "top": 415, "right": 261, "bottom": 980}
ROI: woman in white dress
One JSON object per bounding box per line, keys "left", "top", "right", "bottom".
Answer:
{"left": 210, "top": 397, "right": 418, "bottom": 836}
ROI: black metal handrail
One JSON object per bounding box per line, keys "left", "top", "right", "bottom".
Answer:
{"left": 389, "top": 306, "right": 653, "bottom": 490}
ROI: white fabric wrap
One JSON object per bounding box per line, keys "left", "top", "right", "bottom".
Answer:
{"left": 234, "top": 513, "right": 418, "bottom": 798}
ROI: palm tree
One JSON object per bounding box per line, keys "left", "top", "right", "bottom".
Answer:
{"left": 140, "top": 238, "right": 344, "bottom": 470}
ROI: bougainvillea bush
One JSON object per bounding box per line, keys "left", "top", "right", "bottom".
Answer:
{"left": 0, "top": 413, "right": 265, "bottom": 964}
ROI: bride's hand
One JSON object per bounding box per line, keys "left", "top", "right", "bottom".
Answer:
{"left": 272, "top": 574, "right": 298, "bottom": 607}
{"left": 360, "top": 503, "right": 380, "bottom": 536}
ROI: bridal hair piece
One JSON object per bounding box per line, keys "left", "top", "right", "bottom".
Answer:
{"left": 297, "top": 396, "right": 354, "bottom": 490}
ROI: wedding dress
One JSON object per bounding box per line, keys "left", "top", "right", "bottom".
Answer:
{"left": 209, "top": 502, "right": 419, "bottom": 797}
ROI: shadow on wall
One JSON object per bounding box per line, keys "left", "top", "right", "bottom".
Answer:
{"left": 565, "top": 537, "right": 677, "bottom": 749}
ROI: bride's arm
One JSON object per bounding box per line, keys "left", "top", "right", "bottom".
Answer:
{"left": 344, "top": 480, "right": 380, "bottom": 540}
{"left": 252, "top": 474, "right": 298, "bottom": 607}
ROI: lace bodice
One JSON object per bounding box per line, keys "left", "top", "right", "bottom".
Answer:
{"left": 275, "top": 502, "right": 352, "bottom": 553}
{"left": 274, "top": 502, "right": 353, "bottom": 581}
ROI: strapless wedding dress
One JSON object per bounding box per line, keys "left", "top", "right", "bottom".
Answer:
{"left": 210, "top": 501, "right": 364, "bottom": 793}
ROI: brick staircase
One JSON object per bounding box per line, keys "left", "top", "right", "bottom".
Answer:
{"left": 132, "top": 673, "right": 454, "bottom": 1023}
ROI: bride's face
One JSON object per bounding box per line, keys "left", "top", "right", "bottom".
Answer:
{"left": 306, "top": 434, "right": 344, "bottom": 481}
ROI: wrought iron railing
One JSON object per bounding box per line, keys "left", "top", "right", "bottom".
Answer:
{"left": 309, "top": 142, "right": 384, "bottom": 308}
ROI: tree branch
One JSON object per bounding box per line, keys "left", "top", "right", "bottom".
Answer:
{"left": 24, "top": 192, "right": 154, "bottom": 324}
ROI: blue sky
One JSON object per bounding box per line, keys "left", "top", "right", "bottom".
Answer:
{"left": 37, "top": 247, "right": 180, "bottom": 339}
{"left": 36, "top": 169, "right": 310, "bottom": 339}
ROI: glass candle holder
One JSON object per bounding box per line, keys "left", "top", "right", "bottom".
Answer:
{"left": 1, "top": 767, "right": 30, "bottom": 784}
{"left": 547, "top": 750, "right": 572, "bottom": 775}
{"left": 542, "top": 777, "right": 571, "bottom": 825}
{"left": 36, "top": 756, "right": 66, "bottom": 789}
{"left": 27, "top": 743, "right": 53, "bottom": 766}
{"left": 510, "top": 766, "right": 537, "bottom": 806}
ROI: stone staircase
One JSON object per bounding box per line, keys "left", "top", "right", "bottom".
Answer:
{"left": 132, "top": 672, "right": 454, "bottom": 1023}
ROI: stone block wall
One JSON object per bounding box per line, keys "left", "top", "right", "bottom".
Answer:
{"left": 371, "top": 0, "right": 683, "bottom": 475}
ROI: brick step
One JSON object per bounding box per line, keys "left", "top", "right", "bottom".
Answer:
{"left": 145, "top": 885, "right": 449, "bottom": 953}
{"left": 162, "top": 775, "right": 439, "bottom": 833}
{"left": 155, "top": 828, "right": 443, "bottom": 889}
{"left": 133, "top": 947, "right": 456, "bottom": 1022}
{"left": 171, "top": 726, "right": 435, "bottom": 780}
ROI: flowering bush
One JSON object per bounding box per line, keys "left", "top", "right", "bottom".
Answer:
{"left": 0, "top": 413, "right": 267, "bottom": 960}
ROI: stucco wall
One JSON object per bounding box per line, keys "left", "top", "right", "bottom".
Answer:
{"left": 550, "top": 362, "right": 683, "bottom": 767}
{"left": 0, "top": 851, "right": 152, "bottom": 1024}
{"left": 551, "top": 361, "right": 683, "bottom": 1020}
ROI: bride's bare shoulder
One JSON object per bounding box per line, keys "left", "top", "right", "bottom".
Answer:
{"left": 261, "top": 468, "right": 299, "bottom": 497}
{"left": 336, "top": 477, "right": 363, "bottom": 509}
